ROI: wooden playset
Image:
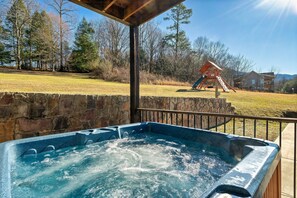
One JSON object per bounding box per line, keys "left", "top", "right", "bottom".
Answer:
{"left": 192, "top": 61, "right": 236, "bottom": 92}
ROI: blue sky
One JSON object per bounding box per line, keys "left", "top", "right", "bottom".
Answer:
{"left": 54, "top": 0, "right": 297, "bottom": 74}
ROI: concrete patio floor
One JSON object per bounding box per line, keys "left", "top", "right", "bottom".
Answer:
{"left": 275, "top": 123, "right": 296, "bottom": 198}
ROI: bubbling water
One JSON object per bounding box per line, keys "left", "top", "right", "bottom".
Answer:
{"left": 11, "top": 132, "right": 238, "bottom": 197}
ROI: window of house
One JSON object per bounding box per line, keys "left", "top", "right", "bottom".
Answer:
{"left": 252, "top": 79, "right": 256, "bottom": 85}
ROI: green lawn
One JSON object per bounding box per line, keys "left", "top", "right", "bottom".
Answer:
{"left": 1, "top": 71, "right": 296, "bottom": 117}
{"left": 1, "top": 71, "right": 296, "bottom": 141}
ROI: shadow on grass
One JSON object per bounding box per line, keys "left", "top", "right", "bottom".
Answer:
{"left": 0, "top": 68, "right": 91, "bottom": 79}
{"left": 176, "top": 89, "right": 212, "bottom": 93}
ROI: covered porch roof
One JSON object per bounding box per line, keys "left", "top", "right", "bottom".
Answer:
{"left": 69, "top": 0, "right": 185, "bottom": 123}
{"left": 69, "top": 0, "right": 184, "bottom": 26}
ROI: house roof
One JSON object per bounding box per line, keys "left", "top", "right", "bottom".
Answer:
{"left": 261, "top": 72, "right": 275, "bottom": 76}
{"left": 261, "top": 72, "right": 275, "bottom": 79}
{"left": 69, "top": 0, "right": 185, "bottom": 26}
{"left": 235, "top": 71, "right": 275, "bottom": 81}
{"left": 248, "top": 71, "right": 261, "bottom": 76}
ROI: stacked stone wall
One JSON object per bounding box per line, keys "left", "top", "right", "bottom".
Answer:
{"left": 0, "top": 92, "right": 234, "bottom": 142}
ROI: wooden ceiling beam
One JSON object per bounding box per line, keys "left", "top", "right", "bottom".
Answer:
{"left": 123, "top": 0, "right": 154, "bottom": 21}
{"left": 70, "top": 0, "right": 185, "bottom": 26}
{"left": 69, "top": 0, "right": 129, "bottom": 25}
{"left": 81, "top": 0, "right": 124, "bottom": 19}
{"left": 78, "top": 0, "right": 104, "bottom": 10}
{"left": 103, "top": 0, "right": 118, "bottom": 12}
{"left": 127, "top": 0, "right": 185, "bottom": 26}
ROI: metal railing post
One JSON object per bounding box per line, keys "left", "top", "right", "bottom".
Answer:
{"left": 295, "top": 123, "right": 297, "bottom": 198}
{"left": 137, "top": 108, "right": 297, "bottom": 198}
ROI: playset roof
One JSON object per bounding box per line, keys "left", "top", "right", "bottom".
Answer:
{"left": 199, "top": 61, "right": 223, "bottom": 73}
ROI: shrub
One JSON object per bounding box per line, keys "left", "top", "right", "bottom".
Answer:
{"left": 92, "top": 65, "right": 189, "bottom": 86}
{"left": 92, "top": 60, "right": 112, "bottom": 78}
{"left": 282, "top": 77, "right": 297, "bottom": 94}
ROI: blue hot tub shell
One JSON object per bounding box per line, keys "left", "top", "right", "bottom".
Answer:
{"left": 0, "top": 122, "right": 280, "bottom": 198}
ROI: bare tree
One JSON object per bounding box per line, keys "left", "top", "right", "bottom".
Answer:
{"left": 139, "top": 21, "right": 163, "bottom": 73}
{"left": 48, "top": 12, "right": 70, "bottom": 71}
{"left": 193, "top": 37, "right": 230, "bottom": 69}
{"left": 193, "top": 36, "right": 254, "bottom": 83}
{"left": 269, "top": 66, "right": 280, "bottom": 74}
{"left": 93, "top": 19, "right": 129, "bottom": 67}
{"left": 226, "top": 54, "right": 253, "bottom": 75}
{"left": 48, "top": 0, "right": 75, "bottom": 71}
{"left": 193, "top": 37, "right": 208, "bottom": 60}
{"left": 222, "top": 54, "right": 253, "bottom": 84}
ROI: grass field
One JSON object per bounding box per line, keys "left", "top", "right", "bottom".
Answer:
{"left": 1, "top": 70, "right": 296, "bottom": 141}
{"left": 1, "top": 70, "right": 296, "bottom": 116}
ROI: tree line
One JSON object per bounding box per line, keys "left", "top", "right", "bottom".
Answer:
{"left": 276, "top": 77, "right": 297, "bottom": 94}
{"left": 0, "top": 0, "right": 73, "bottom": 71}
{"left": 0, "top": 0, "right": 254, "bottom": 83}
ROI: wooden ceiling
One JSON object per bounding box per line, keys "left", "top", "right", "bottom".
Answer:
{"left": 69, "top": 0, "right": 185, "bottom": 26}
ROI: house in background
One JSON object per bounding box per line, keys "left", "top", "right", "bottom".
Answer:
{"left": 234, "top": 71, "right": 275, "bottom": 91}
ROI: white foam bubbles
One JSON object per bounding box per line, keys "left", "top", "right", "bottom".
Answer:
{"left": 11, "top": 132, "right": 237, "bottom": 197}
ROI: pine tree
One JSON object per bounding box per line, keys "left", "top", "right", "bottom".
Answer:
{"left": 0, "top": 42, "right": 10, "bottom": 65}
{"left": 25, "top": 11, "right": 41, "bottom": 69}
{"left": 163, "top": 3, "right": 192, "bottom": 58}
{"left": 23, "top": 10, "right": 56, "bottom": 70}
{"left": 0, "top": 18, "right": 10, "bottom": 65}
{"left": 70, "top": 18, "right": 99, "bottom": 72}
{"left": 40, "top": 11, "right": 57, "bottom": 71}
{"left": 5, "top": 0, "right": 30, "bottom": 69}
{"left": 63, "top": 40, "right": 71, "bottom": 71}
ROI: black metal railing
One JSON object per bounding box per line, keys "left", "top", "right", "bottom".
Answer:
{"left": 138, "top": 108, "right": 297, "bottom": 197}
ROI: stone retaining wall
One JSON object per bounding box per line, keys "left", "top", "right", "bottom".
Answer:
{"left": 0, "top": 92, "right": 234, "bottom": 142}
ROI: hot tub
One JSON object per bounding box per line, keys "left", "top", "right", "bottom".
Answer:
{"left": 0, "top": 122, "right": 280, "bottom": 198}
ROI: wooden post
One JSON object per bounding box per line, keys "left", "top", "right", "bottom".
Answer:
{"left": 130, "top": 26, "right": 140, "bottom": 123}
{"left": 215, "top": 85, "right": 219, "bottom": 98}
{"left": 215, "top": 82, "right": 220, "bottom": 98}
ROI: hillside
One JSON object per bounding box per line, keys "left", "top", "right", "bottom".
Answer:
{"left": 275, "top": 74, "right": 297, "bottom": 82}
